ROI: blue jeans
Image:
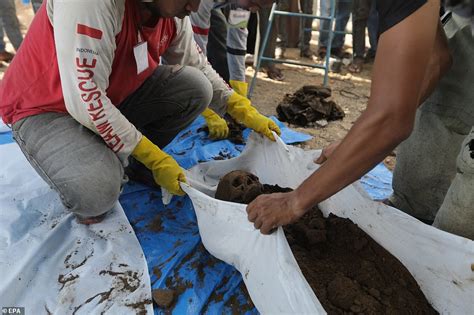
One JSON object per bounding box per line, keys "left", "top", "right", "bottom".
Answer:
{"left": 319, "top": 0, "right": 352, "bottom": 50}
{"left": 12, "top": 65, "right": 212, "bottom": 218}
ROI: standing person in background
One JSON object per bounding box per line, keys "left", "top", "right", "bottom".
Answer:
{"left": 318, "top": 0, "right": 352, "bottom": 58}
{"left": 0, "top": 0, "right": 24, "bottom": 61}
{"left": 348, "top": 0, "right": 378, "bottom": 73}
{"left": 257, "top": 4, "right": 285, "bottom": 80}
{"left": 191, "top": 0, "right": 277, "bottom": 139}
{"left": 276, "top": 0, "right": 317, "bottom": 59}
{"left": 365, "top": 0, "right": 378, "bottom": 61}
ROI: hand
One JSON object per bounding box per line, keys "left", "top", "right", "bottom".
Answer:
{"left": 132, "top": 136, "right": 186, "bottom": 195}
{"left": 227, "top": 92, "right": 281, "bottom": 141}
{"left": 315, "top": 140, "right": 341, "bottom": 164}
{"left": 246, "top": 191, "right": 307, "bottom": 234}
{"left": 201, "top": 108, "right": 229, "bottom": 139}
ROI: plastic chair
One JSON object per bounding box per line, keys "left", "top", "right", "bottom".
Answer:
{"left": 249, "top": 1, "right": 337, "bottom": 98}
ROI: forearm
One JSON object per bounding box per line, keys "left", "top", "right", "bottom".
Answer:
{"left": 294, "top": 109, "right": 407, "bottom": 211}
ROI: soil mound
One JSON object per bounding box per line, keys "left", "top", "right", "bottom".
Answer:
{"left": 215, "top": 171, "right": 437, "bottom": 314}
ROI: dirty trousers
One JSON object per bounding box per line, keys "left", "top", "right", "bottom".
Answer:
{"left": 389, "top": 21, "right": 474, "bottom": 240}
{"left": 12, "top": 65, "right": 212, "bottom": 218}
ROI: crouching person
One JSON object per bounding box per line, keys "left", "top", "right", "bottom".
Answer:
{"left": 0, "top": 0, "right": 279, "bottom": 224}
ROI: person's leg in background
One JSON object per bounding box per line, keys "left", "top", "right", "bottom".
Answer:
{"left": 276, "top": 0, "right": 290, "bottom": 59}
{"left": 31, "top": 0, "right": 43, "bottom": 14}
{"left": 317, "top": 0, "right": 330, "bottom": 57}
{"left": 299, "top": 0, "right": 315, "bottom": 58}
{"left": 0, "top": 0, "right": 23, "bottom": 51}
{"left": 331, "top": 0, "right": 352, "bottom": 57}
{"left": 348, "top": 0, "right": 369, "bottom": 73}
{"left": 207, "top": 8, "right": 230, "bottom": 82}
{"left": 257, "top": 5, "right": 284, "bottom": 81}
{"left": 366, "top": 0, "right": 378, "bottom": 61}
{"left": 318, "top": 0, "right": 352, "bottom": 58}
{"left": 388, "top": 21, "right": 474, "bottom": 239}
{"left": 0, "top": 23, "right": 15, "bottom": 63}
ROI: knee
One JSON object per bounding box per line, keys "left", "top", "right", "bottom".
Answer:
{"left": 180, "top": 66, "right": 213, "bottom": 111}
{"left": 59, "top": 165, "right": 123, "bottom": 218}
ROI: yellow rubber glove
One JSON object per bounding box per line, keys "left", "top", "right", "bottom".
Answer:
{"left": 131, "top": 136, "right": 186, "bottom": 196}
{"left": 229, "top": 80, "right": 248, "bottom": 97}
{"left": 201, "top": 108, "right": 229, "bottom": 139}
{"left": 227, "top": 92, "right": 281, "bottom": 141}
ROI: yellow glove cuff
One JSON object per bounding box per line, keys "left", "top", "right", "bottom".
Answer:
{"left": 131, "top": 136, "right": 165, "bottom": 168}
{"left": 229, "top": 80, "right": 248, "bottom": 97}
{"left": 201, "top": 108, "right": 219, "bottom": 119}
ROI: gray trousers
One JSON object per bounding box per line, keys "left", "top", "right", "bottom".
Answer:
{"left": 389, "top": 22, "right": 474, "bottom": 240}
{"left": 12, "top": 65, "right": 212, "bottom": 218}
{"left": 0, "top": 0, "right": 23, "bottom": 51}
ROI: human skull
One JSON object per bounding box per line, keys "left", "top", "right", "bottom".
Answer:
{"left": 215, "top": 170, "right": 264, "bottom": 204}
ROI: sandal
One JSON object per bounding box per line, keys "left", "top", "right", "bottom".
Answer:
{"left": 348, "top": 57, "right": 364, "bottom": 73}
{"left": 264, "top": 64, "right": 285, "bottom": 81}
{"left": 317, "top": 47, "right": 327, "bottom": 59}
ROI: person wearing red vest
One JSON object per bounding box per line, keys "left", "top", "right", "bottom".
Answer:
{"left": 0, "top": 0, "right": 280, "bottom": 224}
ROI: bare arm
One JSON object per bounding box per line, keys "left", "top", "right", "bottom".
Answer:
{"left": 247, "top": 0, "right": 447, "bottom": 234}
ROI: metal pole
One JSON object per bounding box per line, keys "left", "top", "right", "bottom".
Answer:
{"left": 248, "top": 2, "right": 277, "bottom": 99}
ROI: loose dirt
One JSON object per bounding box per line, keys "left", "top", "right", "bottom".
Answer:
{"left": 215, "top": 171, "right": 437, "bottom": 314}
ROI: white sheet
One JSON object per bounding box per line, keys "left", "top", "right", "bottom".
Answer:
{"left": 184, "top": 132, "right": 474, "bottom": 314}
{"left": 0, "top": 143, "right": 153, "bottom": 314}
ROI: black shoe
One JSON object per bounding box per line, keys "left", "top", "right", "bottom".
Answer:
{"left": 125, "top": 157, "right": 159, "bottom": 189}
{"left": 300, "top": 49, "right": 315, "bottom": 58}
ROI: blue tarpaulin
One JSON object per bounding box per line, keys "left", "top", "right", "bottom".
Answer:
{"left": 0, "top": 116, "right": 393, "bottom": 314}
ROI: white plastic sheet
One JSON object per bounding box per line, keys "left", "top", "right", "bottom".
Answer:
{"left": 184, "top": 132, "right": 474, "bottom": 314}
{"left": 0, "top": 143, "right": 153, "bottom": 314}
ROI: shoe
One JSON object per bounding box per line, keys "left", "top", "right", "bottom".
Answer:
{"left": 300, "top": 49, "right": 315, "bottom": 59}
{"left": 0, "top": 51, "right": 15, "bottom": 63}
{"left": 263, "top": 64, "right": 285, "bottom": 81}
{"left": 348, "top": 56, "right": 364, "bottom": 73}
{"left": 365, "top": 49, "right": 376, "bottom": 63}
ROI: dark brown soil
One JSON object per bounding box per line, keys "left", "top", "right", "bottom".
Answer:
{"left": 152, "top": 288, "right": 175, "bottom": 308}
{"left": 216, "top": 171, "right": 438, "bottom": 315}
{"left": 198, "top": 114, "right": 245, "bottom": 144}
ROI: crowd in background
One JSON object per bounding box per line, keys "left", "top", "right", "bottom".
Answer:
{"left": 0, "top": 0, "right": 378, "bottom": 77}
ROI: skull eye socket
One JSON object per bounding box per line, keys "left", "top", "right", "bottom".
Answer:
{"left": 232, "top": 177, "right": 242, "bottom": 187}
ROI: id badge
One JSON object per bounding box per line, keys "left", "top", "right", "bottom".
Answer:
{"left": 133, "top": 41, "right": 149, "bottom": 75}
{"left": 228, "top": 9, "right": 250, "bottom": 28}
